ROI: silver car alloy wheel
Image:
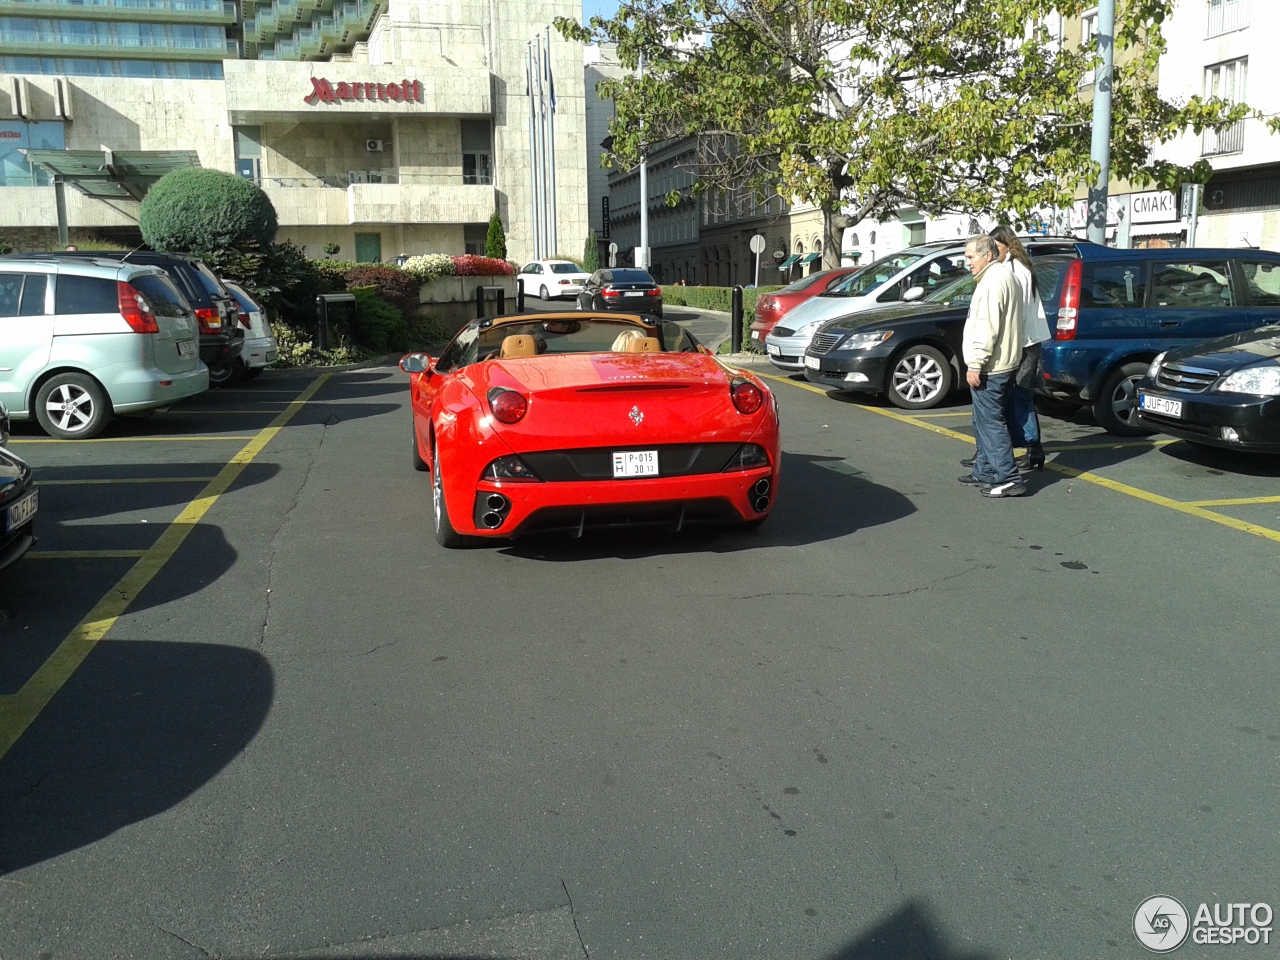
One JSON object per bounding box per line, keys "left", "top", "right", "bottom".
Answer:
{"left": 432, "top": 460, "right": 443, "bottom": 534}
{"left": 1111, "top": 374, "right": 1142, "bottom": 425}
{"left": 892, "top": 353, "right": 945, "bottom": 404}
{"left": 44, "top": 382, "right": 96, "bottom": 434}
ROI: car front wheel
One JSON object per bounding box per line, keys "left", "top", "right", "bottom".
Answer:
{"left": 35, "top": 372, "right": 111, "bottom": 439}
{"left": 886, "top": 345, "right": 952, "bottom": 410}
{"left": 1094, "top": 362, "right": 1155, "bottom": 437}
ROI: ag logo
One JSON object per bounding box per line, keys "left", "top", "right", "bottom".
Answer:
{"left": 1134, "top": 896, "right": 1190, "bottom": 953}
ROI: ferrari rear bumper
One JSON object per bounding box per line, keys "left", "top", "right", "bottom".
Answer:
{"left": 466, "top": 466, "right": 775, "bottom": 538}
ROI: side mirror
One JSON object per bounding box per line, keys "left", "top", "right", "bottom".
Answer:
{"left": 902, "top": 286, "right": 925, "bottom": 302}
{"left": 399, "top": 353, "right": 433, "bottom": 374}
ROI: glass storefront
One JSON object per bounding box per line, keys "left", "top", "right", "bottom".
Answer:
{"left": 0, "top": 120, "right": 66, "bottom": 187}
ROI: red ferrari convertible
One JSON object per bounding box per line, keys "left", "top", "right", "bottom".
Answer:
{"left": 400, "top": 312, "right": 780, "bottom": 547}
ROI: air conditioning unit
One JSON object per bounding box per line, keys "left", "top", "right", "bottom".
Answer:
{"left": 365, "top": 139, "right": 384, "bottom": 153}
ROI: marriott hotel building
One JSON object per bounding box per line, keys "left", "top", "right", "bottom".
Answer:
{"left": 0, "top": 0, "right": 587, "bottom": 263}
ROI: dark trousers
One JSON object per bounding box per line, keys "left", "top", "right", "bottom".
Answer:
{"left": 970, "top": 370, "right": 1019, "bottom": 485}
{"left": 1007, "top": 342, "right": 1042, "bottom": 449}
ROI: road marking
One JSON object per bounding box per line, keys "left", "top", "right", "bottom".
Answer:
{"left": 0, "top": 374, "right": 330, "bottom": 762}
{"left": 158, "top": 409, "right": 287, "bottom": 415}
{"left": 1042, "top": 440, "right": 1178, "bottom": 452}
{"left": 27, "top": 550, "right": 148, "bottom": 559}
{"left": 911, "top": 411, "right": 973, "bottom": 418}
{"left": 36, "top": 477, "right": 217, "bottom": 486}
{"left": 1185, "top": 495, "right": 1280, "bottom": 507}
{"left": 12, "top": 436, "right": 259, "bottom": 444}
{"left": 756, "top": 370, "right": 1280, "bottom": 545}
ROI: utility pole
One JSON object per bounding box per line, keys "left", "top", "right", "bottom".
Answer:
{"left": 544, "top": 25, "right": 558, "bottom": 256}
{"left": 527, "top": 40, "right": 543, "bottom": 258}
{"left": 1086, "top": 0, "right": 1115, "bottom": 246}
{"left": 638, "top": 52, "right": 648, "bottom": 269}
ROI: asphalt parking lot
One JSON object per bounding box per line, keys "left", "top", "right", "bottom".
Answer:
{"left": 1, "top": 315, "right": 1278, "bottom": 959}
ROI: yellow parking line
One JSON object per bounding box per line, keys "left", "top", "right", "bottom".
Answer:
{"left": 36, "top": 477, "right": 217, "bottom": 485}
{"left": 911, "top": 412, "right": 973, "bottom": 418}
{"left": 27, "top": 550, "right": 148, "bottom": 559}
{"left": 0, "top": 374, "right": 330, "bottom": 762}
{"left": 1185, "top": 495, "right": 1280, "bottom": 507}
{"left": 12, "top": 436, "right": 259, "bottom": 444}
{"left": 158, "top": 410, "right": 284, "bottom": 415}
{"left": 1043, "top": 440, "right": 1178, "bottom": 452}
{"left": 756, "top": 370, "right": 1280, "bottom": 545}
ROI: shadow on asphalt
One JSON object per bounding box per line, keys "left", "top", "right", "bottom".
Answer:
{"left": 497, "top": 450, "right": 915, "bottom": 561}
{"left": 825, "top": 900, "right": 993, "bottom": 960}
{"left": 0, "top": 641, "right": 272, "bottom": 875}
{"left": 1157, "top": 439, "right": 1280, "bottom": 477}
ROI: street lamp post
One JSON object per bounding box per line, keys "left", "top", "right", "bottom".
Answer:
{"left": 1086, "top": 0, "right": 1116, "bottom": 246}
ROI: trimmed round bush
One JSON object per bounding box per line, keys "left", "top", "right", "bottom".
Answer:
{"left": 140, "top": 168, "right": 278, "bottom": 252}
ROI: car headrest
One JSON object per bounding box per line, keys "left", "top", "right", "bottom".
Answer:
{"left": 623, "top": 337, "right": 662, "bottom": 353}
{"left": 500, "top": 334, "right": 539, "bottom": 358}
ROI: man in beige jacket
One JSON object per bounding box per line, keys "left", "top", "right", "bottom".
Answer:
{"left": 960, "top": 235, "right": 1026, "bottom": 498}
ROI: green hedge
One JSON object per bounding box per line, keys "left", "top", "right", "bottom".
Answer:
{"left": 661, "top": 285, "right": 783, "bottom": 350}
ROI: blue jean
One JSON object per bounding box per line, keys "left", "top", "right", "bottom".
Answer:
{"left": 1008, "top": 385, "right": 1041, "bottom": 448}
{"left": 970, "top": 370, "right": 1019, "bottom": 485}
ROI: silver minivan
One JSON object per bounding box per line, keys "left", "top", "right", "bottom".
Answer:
{"left": 0, "top": 257, "right": 208, "bottom": 439}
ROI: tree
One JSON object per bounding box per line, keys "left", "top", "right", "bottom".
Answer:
{"left": 140, "top": 168, "right": 278, "bottom": 252}
{"left": 485, "top": 211, "right": 507, "bottom": 260}
{"left": 583, "top": 229, "right": 601, "bottom": 272}
{"left": 560, "top": 0, "right": 1255, "bottom": 268}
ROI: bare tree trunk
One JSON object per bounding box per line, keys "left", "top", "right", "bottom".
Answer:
{"left": 822, "top": 205, "right": 850, "bottom": 269}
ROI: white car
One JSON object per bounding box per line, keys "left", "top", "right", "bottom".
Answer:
{"left": 517, "top": 259, "right": 591, "bottom": 300}
{"left": 224, "top": 282, "right": 278, "bottom": 382}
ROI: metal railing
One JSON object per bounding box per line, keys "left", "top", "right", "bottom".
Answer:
{"left": 1207, "top": 0, "right": 1249, "bottom": 37}
{"left": 1202, "top": 120, "right": 1245, "bottom": 156}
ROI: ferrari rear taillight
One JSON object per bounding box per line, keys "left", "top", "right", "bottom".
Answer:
{"left": 482, "top": 455, "right": 541, "bottom": 482}
{"left": 487, "top": 387, "right": 528, "bottom": 424}
{"left": 194, "top": 306, "right": 222, "bottom": 334}
{"left": 730, "top": 379, "right": 764, "bottom": 414}
{"left": 116, "top": 281, "right": 160, "bottom": 334}
{"left": 1056, "top": 259, "right": 1082, "bottom": 341}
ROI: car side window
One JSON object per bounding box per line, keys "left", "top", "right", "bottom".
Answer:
{"left": 434, "top": 324, "right": 479, "bottom": 373}
{"left": 19, "top": 274, "right": 47, "bottom": 316}
{"left": 521, "top": 263, "right": 537, "bottom": 274}
{"left": 588, "top": 271, "right": 602, "bottom": 286}
{"left": 1150, "top": 261, "right": 1234, "bottom": 309}
{"left": 1240, "top": 260, "right": 1280, "bottom": 306}
{"left": 54, "top": 275, "right": 118, "bottom": 314}
{"left": 660, "top": 319, "right": 700, "bottom": 353}
{"left": 0, "top": 274, "right": 21, "bottom": 318}
{"left": 1080, "top": 264, "right": 1146, "bottom": 309}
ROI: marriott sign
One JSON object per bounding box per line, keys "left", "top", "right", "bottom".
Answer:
{"left": 304, "top": 78, "right": 424, "bottom": 105}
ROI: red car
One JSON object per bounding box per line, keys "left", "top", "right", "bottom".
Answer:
{"left": 748, "top": 267, "right": 862, "bottom": 344}
{"left": 401, "top": 312, "right": 781, "bottom": 547}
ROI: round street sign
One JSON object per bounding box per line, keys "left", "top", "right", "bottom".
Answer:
{"left": 749, "top": 234, "right": 766, "bottom": 254}
{"left": 608, "top": 242, "right": 619, "bottom": 255}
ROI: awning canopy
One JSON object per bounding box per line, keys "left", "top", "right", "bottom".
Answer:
{"left": 21, "top": 148, "right": 201, "bottom": 201}
{"left": 800, "top": 252, "right": 822, "bottom": 264}
{"left": 777, "top": 254, "right": 800, "bottom": 269}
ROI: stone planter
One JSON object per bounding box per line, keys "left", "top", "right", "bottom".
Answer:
{"left": 419, "top": 276, "right": 517, "bottom": 333}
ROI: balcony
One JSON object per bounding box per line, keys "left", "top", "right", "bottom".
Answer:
{"left": 256, "top": 177, "right": 493, "bottom": 226}
{"left": 1207, "top": 0, "right": 1249, "bottom": 37}
{"left": 1203, "top": 120, "right": 1245, "bottom": 157}
{"left": 0, "top": 0, "right": 237, "bottom": 23}
{"left": 0, "top": 35, "right": 231, "bottom": 60}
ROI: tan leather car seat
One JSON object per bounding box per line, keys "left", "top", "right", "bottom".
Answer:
{"left": 500, "top": 334, "right": 539, "bottom": 358}
{"left": 623, "top": 337, "right": 662, "bottom": 353}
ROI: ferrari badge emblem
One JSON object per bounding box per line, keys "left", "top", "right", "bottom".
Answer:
{"left": 628, "top": 405, "right": 644, "bottom": 426}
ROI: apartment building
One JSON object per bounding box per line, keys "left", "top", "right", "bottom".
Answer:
{"left": 0, "top": 0, "right": 587, "bottom": 262}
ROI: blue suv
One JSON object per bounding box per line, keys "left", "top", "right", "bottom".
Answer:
{"left": 1040, "top": 246, "right": 1280, "bottom": 434}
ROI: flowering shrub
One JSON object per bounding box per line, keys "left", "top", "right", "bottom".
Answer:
{"left": 451, "top": 254, "right": 514, "bottom": 277}
{"left": 345, "top": 265, "right": 419, "bottom": 318}
{"left": 401, "top": 254, "right": 456, "bottom": 283}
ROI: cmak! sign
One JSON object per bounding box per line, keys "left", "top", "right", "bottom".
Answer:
{"left": 304, "top": 77, "right": 424, "bottom": 105}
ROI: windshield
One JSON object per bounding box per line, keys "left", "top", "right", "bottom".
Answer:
{"left": 437, "top": 317, "right": 699, "bottom": 371}
{"left": 550, "top": 263, "right": 583, "bottom": 274}
{"left": 823, "top": 254, "right": 925, "bottom": 298}
{"left": 607, "top": 269, "right": 655, "bottom": 284}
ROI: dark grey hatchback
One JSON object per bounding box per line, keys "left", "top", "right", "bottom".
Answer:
{"left": 1135, "top": 324, "right": 1280, "bottom": 452}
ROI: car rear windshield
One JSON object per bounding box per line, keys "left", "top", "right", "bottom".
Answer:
{"left": 54, "top": 275, "right": 117, "bottom": 315}
{"left": 607, "top": 270, "right": 654, "bottom": 284}
{"left": 824, "top": 254, "right": 925, "bottom": 298}
{"left": 192, "top": 261, "right": 231, "bottom": 298}
{"left": 778, "top": 271, "right": 835, "bottom": 294}
{"left": 550, "top": 263, "right": 582, "bottom": 274}
{"left": 132, "top": 273, "right": 191, "bottom": 318}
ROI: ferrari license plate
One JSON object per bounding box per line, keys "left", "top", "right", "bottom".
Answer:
{"left": 1140, "top": 394, "right": 1182, "bottom": 418}
{"left": 804, "top": 355, "right": 820, "bottom": 370}
{"left": 613, "top": 450, "right": 659, "bottom": 478}
{"left": 5, "top": 489, "right": 37, "bottom": 532}
{"left": 177, "top": 339, "right": 196, "bottom": 357}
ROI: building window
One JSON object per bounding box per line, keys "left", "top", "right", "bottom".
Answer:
{"left": 354, "top": 233, "right": 382, "bottom": 263}
{"left": 1080, "top": 9, "right": 1099, "bottom": 84}
{"left": 461, "top": 119, "right": 492, "bottom": 186}
{"left": 1203, "top": 58, "right": 1247, "bottom": 156}
{"left": 907, "top": 222, "right": 926, "bottom": 246}
{"left": 0, "top": 120, "right": 66, "bottom": 187}
{"left": 234, "top": 126, "right": 261, "bottom": 181}
{"left": 1207, "top": 0, "right": 1249, "bottom": 38}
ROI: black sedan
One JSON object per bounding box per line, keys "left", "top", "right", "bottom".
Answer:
{"left": 1135, "top": 323, "right": 1280, "bottom": 452}
{"left": 0, "top": 404, "right": 38, "bottom": 572}
{"left": 804, "top": 256, "right": 1072, "bottom": 409}
{"left": 575, "top": 268, "right": 664, "bottom": 318}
